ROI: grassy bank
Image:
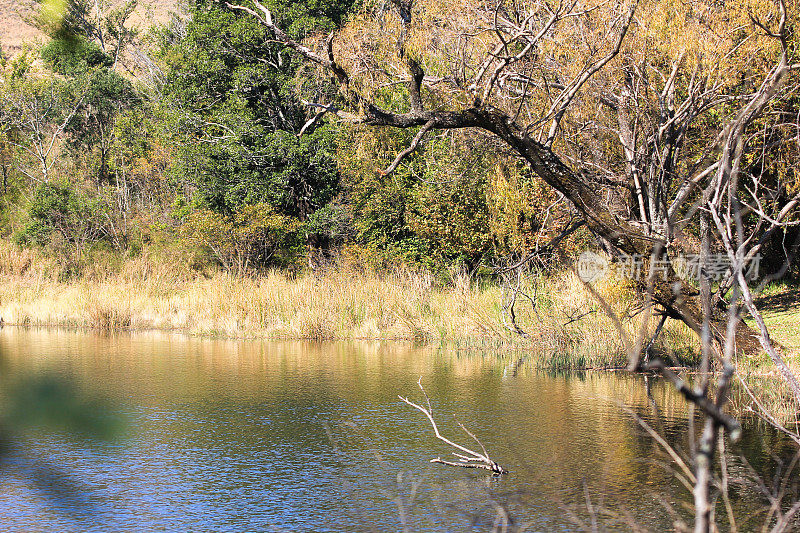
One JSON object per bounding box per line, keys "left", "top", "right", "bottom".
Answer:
{"left": 0, "top": 243, "right": 705, "bottom": 369}
{"left": 732, "top": 284, "right": 800, "bottom": 422}
{"left": 735, "top": 283, "right": 800, "bottom": 374}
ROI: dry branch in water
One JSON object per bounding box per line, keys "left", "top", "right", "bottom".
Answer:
{"left": 399, "top": 378, "right": 507, "bottom": 475}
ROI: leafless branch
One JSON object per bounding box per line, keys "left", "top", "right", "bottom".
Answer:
{"left": 384, "top": 120, "right": 435, "bottom": 175}
{"left": 398, "top": 377, "right": 507, "bottom": 474}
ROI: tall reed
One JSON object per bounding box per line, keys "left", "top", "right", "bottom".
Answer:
{"left": 0, "top": 242, "right": 701, "bottom": 368}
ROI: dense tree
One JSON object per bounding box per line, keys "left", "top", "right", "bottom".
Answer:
{"left": 340, "top": 125, "right": 561, "bottom": 271}
{"left": 67, "top": 67, "right": 139, "bottom": 185}
{"left": 14, "top": 181, "right": 108, "bottom": 251}
{"left": 158, "top": 1, "right": 356, "bottom": 221}
{"left": 39, "top": 37, "right": 141, "bottom": 185}
{"left": 147, "top": 0, "right": 361, "bottom": 268}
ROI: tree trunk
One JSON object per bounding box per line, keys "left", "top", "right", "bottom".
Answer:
{"left": 664, "top": 289, "right": 765, "bottom": 356}
{"left": 483, "top": 122, "right": 767, "bottom": 356}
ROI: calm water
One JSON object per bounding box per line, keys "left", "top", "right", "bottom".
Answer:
{"left": 0, "top": 329, "right": 794, "bottom": 531}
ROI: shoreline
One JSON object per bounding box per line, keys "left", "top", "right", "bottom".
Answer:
{"left": 0, "top": 321, "right": 515, "bottom": 344}
{"left": 0, "top": 322, "right": 794, "bottom": 380}
{"left": 0, "top": 321, "right": 679, "bottom": 371}
{"left": 0, "top": 264, "right": 700, "bottom": 370}
{"left": 1, "top": 256, "right": 797, "bottom": 372}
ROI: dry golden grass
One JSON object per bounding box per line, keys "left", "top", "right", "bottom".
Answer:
{"left": 0, "top": 242, "right": 699, "bottom": 368}
{"left": 730, "top": 285, "right": 800, "bottom": 423}
{"left": 735, "top": 285, "right": 800, "bottom": 374}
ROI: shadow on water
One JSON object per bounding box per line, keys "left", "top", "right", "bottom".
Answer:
{"left": 0, "top": 344, "right": 125, "bottom": 529}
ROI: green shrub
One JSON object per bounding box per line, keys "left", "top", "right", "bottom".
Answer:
{"left": 14, "top": 182, "right": 108, "bottom": 249}
{"left": 40, "top": 37, "right": 111, "bottom": 77}
{"left": 181, "top": 203, "right": 306, "bottom": 272}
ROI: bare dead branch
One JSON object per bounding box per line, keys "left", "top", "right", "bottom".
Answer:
{"left": 384, "top": 120, "right": 435, "bottom": 175}
{"left": 399, "top": 377, "right": 507, "bottom": 474}
{"left": 544, "top": 1, "right": 638, "bottom": 147}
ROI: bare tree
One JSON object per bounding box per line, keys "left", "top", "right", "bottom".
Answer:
{"left": 225, "top": 0, "right": 799, "bottom": 358}
{"left": 0, "top": 76, "right": 86, "bottom": 184}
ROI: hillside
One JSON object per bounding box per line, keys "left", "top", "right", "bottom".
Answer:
{"left": 0, "top": 0, "right": 177, "bottom": 56}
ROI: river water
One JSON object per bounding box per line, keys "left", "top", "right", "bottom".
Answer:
{"left": 0, "top": 329, "right": 794, "bottom": 531}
